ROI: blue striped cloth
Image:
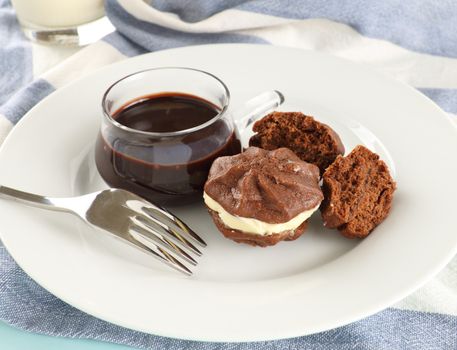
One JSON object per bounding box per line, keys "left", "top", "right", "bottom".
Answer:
{"left": 1, "top": 0, "right": 457, "bottom": 349}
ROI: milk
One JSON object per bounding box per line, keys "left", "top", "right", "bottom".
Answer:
{"left": 11, "top": 0, "right": 104, "bottom": 28}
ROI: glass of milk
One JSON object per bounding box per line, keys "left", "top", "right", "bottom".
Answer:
{"left": 11, "top": 0, "right": 114, "bottom": 46}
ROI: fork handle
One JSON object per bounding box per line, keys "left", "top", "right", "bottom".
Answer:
{"left": 0, "top": 185, "right": 69, "bottom": 212}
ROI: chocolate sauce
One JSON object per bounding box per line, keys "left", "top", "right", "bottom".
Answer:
{"left": 114, "top": 93, "right": 220, "bottom": 133}
{"left": 95, "top": 93, "right": 241, "bottom": 206}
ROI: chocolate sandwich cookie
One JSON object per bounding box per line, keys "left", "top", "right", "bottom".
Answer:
{"left": 204, "top": 147, "right": 324, "bottom": 247}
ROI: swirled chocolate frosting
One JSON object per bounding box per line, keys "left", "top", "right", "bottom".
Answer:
{"left": 204, "top": 147, "right": 324, "bottom": 224}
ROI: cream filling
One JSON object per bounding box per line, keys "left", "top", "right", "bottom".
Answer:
{"left": 203, "top": 192, "right": 320, "bottom": 236}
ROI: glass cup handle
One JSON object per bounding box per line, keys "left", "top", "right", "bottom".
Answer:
{"left": 233, "top": 90, "right": 285, "bottom": 131}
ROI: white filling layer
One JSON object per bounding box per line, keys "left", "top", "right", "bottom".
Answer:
{"left": 204, "top": 192, "right": 319, "bottom": 236}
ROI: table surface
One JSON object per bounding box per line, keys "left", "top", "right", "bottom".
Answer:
{"left": 0, "top": 322, "right": 134, "bottom": 349}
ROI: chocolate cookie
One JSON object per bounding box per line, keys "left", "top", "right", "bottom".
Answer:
{"left": 204, "top": 147, "right": 323, "bottom": 247}
{"left": 320, "top": 145, "right": 396, "bottom": 238}
{"left": 249, "top": 112, "right": 344, "bottom": 174}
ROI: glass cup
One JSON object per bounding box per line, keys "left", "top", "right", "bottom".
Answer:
{"left": 95, "top": 67, "right": 284, "bottom": 206}
{"left": 11, "top": 0, "right": 114, "bottom": 46}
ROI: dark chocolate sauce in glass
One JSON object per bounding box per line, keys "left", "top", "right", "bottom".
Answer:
{"left": 114, "top": 93, "right": 220, "bottom": 133}
{"left": 95, "top": 93, "right": 241, "bottom": 206}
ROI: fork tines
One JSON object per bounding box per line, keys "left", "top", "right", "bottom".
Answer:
{"left": 127, "top": 201, "right": 206, "bottom": 276}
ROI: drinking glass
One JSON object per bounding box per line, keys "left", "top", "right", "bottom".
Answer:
{"left": 11, "top": 0, "right": 114, "bottom": 46}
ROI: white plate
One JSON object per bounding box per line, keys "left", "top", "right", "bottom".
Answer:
{"left": 1, "top": 44, "right": 457, "bottom": 342}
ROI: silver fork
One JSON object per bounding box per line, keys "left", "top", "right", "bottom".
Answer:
{"left": 0, "top": 186, "right": 206, "bottom": 276}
